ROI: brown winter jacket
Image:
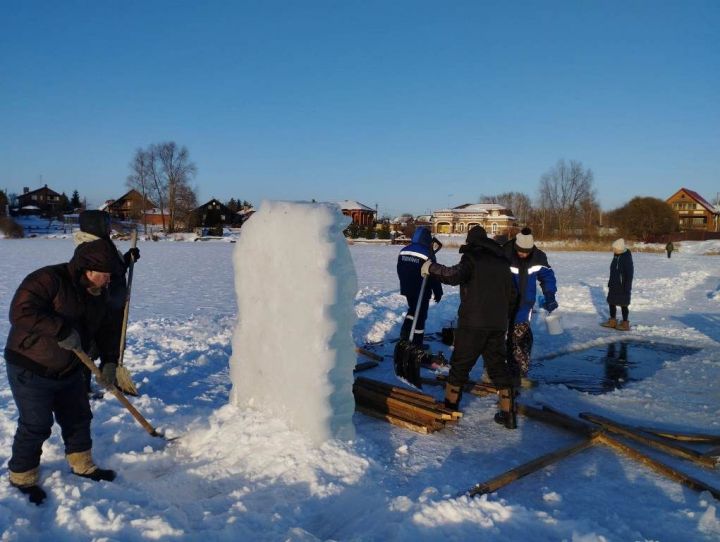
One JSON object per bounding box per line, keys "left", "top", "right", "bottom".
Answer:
{"left": 4, "top": 241, "right": 119, "bottom": 377}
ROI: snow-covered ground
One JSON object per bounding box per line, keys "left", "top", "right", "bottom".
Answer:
{"left": 0, "top": 239, "right": 719, "bottom": 541}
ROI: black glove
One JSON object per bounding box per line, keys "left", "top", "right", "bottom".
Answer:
{"left": 99, "top": 362, "right": 117, "bottom": 386}
{"left": 87, "top": 339, "right": 100, "bottom": 360}
{"left": 434, "top": 293, "right": 442, "bottom": 303}
{"left": 543, "top": 294, "right": 558, "bottom": 313}
{"left": 58, "top": 329, "right": 82, "bottom": 351}
{"left": 124, "top": 247, "right": 140, "bottom": 265}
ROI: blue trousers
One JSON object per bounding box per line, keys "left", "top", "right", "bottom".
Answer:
{"left": 6, "top": 363, "right": 92, "bottom": 473}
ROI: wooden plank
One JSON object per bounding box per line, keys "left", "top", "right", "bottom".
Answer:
{"left": 355, "top": 377, "right": 437, "bottom": 404}
{"left": 634, "top": 426, "right": 720, "bottom": 444}
{"left": 355, "top": 347, "right": 383, "bottom": 362}
{"left": 353, "top": 386, "right": 447, "bottom": 425}
{"left": 355, "top": 405, "right": 432, "bottom": 434}
{"left": 705, "top": 446, "right": 720, "bottom": 458}
{"left": 353, "top": 361, "right": 379, "bottom": 373}
{"left": 467, "top": 438, "right": 596, "bottom": 497}
{"left": 580, "top": 412, "right": 716, "bottom": 469}
{"left": 355, "top": 379, "right": 459, "bottom": 418}
{"left": 597, "top": 433, "right": 720, "bottom": 501}
{"left": 354, "top": 388, "right": 450, "bottom": 425}
{"left": 516, "top": 404, "right": 598, "bottom": 438}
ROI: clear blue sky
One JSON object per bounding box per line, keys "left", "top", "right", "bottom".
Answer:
{"left": 1, "top": 1, "right": 718, "bottom": 217}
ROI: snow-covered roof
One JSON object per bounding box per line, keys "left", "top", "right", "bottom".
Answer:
{"left": 21, "top": 205, "right": 41, "bottom": 210}
{"left": 434, "top": 203, "right": 513, "bottom": 216}
{"left": 337, "top": 200, "right": 374, "bottom": 212}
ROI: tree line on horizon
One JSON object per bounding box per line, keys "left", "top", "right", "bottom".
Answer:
{"left": 0, "top": 154, "right": 710, "bottom": 241}
{"left": 475, "top": 159, "right": 681, "bottom": 241}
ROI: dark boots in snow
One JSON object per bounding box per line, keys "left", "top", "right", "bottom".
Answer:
{"left": 494, "top": 387, "right": 518, "bottom": 429}
{"left": 9, "top": 467, "right": 46, "bottom": 505}
{"left": 67, "top": 450, "right": 116, "bottom": 482}
{"left": 444, "top": 383, "right": 463, "bottom": 412}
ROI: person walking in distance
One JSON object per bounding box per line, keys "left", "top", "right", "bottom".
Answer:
{"left": 421, "top": 226, "right": 518, "bottom": 429}
{"left": 397, "top": 227, "right": 443, "bottom": 346}
{"left": 665, "top": 241, "right": 674, "bottom": 259}
{"left": 4, "top": 240, "right": 120, "bottom": 505}
{"left": 502, "top": 228, "right": 557, "bottom": 384}
{"left": 601, "top": 238, "right": 634, "bottom": 331}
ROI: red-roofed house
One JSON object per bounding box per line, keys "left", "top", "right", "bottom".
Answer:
{"left": 338, "top": 200, "right": 375, "bottom": 226}
{"left": 666, "top": 188, "right": 720, "bottom": 232}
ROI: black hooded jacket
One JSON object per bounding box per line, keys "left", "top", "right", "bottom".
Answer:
{"left": 428, "top": 228, "right": 516, "bottom": 330}
{"left": 4, "top": 240, "right": 120, "bottom": 376}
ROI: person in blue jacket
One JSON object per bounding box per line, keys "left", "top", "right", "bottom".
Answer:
{"left": 503, "top": 228, "right": 558, "bottom": 381}
{"left": 601, "top": 238, "right": 634, "bottom": 331}
{"left": 397, "top": 227, "right": 443, "bottom": 346}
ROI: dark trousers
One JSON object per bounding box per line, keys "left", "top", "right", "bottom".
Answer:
{"left": 6, "top": 363, "right": 92, "bottom": 473}
{"left": 448, "top": 327, "right": 513, "bottom": 389}
{"left": 609, "top": 304, "right": 629, "bottom": 321}
{"left": 400, "top": 293, "right": 430, "bottom": 346}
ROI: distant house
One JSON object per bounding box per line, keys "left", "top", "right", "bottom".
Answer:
{"left": 189, "top": 198, "right": 241, "bottom": 235}
{"left": 666, "top": 188, "right": 720, "bottom": 232}
{"left": 106, "top": 189, "right": 157, "bottom": 221}
{"left": 432, "top": 203, "right": 516, "bottom": 236}
{"left": 338, "top": 200, "right": 375, "bottom": 226}
{"left": 16, "top": 185, "right": 63, "bottom": 217}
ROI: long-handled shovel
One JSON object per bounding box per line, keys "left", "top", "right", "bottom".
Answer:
{"left": 115, "top": 229, "right": 140, "bottom": 396}
{"left": 74, "top": 348, "right": 172, "bottom": 440}
{"left": 393, "top": 237, "right": 443, "bottom": 388}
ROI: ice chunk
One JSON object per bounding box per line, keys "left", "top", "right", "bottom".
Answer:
{"left": 229, "top": 201, "right": 358, "bottom": 444}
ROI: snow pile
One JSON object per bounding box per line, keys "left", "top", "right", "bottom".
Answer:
{"left": 229, "top": 201, "right": 358, "bottom": 444}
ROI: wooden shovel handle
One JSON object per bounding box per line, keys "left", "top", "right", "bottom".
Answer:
{"left": 74, "top": 348, "right": 161, "bottom": 437}
{"left": 118, "top": 229, "right": 138, "bottom": 367}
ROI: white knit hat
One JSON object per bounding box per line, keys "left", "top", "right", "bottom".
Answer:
{"left": 515, "top": 227, "right": 534, "bottom": 252}
{"left": 612, "top": 238, "right": 625, "bottom": 253}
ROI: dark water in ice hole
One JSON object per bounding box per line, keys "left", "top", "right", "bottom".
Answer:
{"left": 361, "top": 335, "right": 703, "bottom": 396}
{"left": 530, "top": 341, "right": 702, "bottom": 394}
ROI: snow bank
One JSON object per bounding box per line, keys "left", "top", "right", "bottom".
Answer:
{"left": 229, "top": 201, "right": 358, "bottom": 444}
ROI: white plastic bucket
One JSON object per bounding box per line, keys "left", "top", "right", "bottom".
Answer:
{"left": 545, "top": 311, "right": 564, "bottom": 335}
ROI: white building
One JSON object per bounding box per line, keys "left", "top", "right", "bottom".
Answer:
{"left": 432, "top": 203, "right": 516, "bottom": 235}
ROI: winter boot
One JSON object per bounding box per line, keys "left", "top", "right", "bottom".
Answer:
{"left": 600, "top": 318, "right": 617, "bottom": 328}
{"left": 67, "top": 450, "right": 116, "bottom": 482}
{"left": 616, "top": 320, "right": 631, "bottom": 331}
{"left": 444, "top": 383, "right": 463, "bottom": 412}
{"left": 9, "top": 467, "right": 46, "bottom": 505}
{"left": 493, "top": 388, "right": 518, "bottom": 429}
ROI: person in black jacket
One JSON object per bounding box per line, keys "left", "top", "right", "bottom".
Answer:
{"left": 74, "top": 210, "right": 140, "bottom": 388}
{"left": 4, "top": 240, "right": 120, "bottom": 505}
{"left": 421, "top": 226, "right": 519, "bottom": 429}
{"left": 601, "top": 238, "right": 634, "bottom": 331}
{"left": 397, "top": 227, "right": 443, "bottom": 346}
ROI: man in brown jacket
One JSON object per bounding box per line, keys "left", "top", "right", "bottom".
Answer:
{"left": 4, "top": 239, "right": 120, "bottom": 505}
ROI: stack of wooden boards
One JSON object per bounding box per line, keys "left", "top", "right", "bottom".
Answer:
{"left": 353, "top": 376, "right": 461, "bottom": 434}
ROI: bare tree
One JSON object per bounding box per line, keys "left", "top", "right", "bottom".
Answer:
{"left": 127, "top": 148, "right": 153, "bottom": 234}
{"left": 495, "top": 191, "right": 533, "bottom": 226}
{"left": 156, "top": 142, "right": 197, "bottom": 233}
{"left": 147, "top": 146, "right": 167, "bottom": 231}
{"left": 538, "top": 159, "right": 597, "bottom": 238}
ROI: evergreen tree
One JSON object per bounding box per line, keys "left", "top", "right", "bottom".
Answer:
{"left": 0, "top": 190, "right": 8, "bottom": 216}
{"left": 59, "top": 192, "right": 71, "bottom": 212}
{"left": 70, "top": 190, "right": 82, "bottom": 209}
